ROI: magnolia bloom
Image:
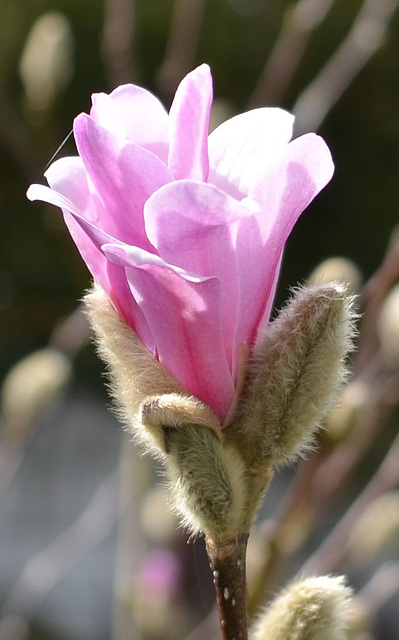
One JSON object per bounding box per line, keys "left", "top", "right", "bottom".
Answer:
{"left": 27, "top": 64, "right": 334, "bottom": 420}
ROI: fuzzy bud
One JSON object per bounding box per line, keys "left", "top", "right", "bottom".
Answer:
{"left": 1, "top": 348, "right": 72, "bottom": 447}
{"left": 250, "top": 575, "right": 352, "bottom": 640}
{"left": 84, "top": 286, "right": 221, "bottom": 456}
{"left": 231, "top": 283, "right": 356, "bottom": 469}
{"left": 324, "top": 380, "right": 368, "bottom": 444}
{"left": 19, "top": 12, "right": 74, "bottom": 111}
{"left": 166, "top": 424, "right": 247, "bottom": 543}
{"left": 347, "top": 492, "right": 399, "bottom": 565}
{"left": 308, "top": 257, "right": 363, "bottom": 296}
{"left": 85, "top": 286, "right": 247, "bottom": 541}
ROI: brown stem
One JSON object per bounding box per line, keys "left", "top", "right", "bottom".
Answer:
{"left": 205, "top": 535, "right": 248, "bottom": 640}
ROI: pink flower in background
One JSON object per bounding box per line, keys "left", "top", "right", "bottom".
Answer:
{"left": 27, "top": 64, "right": 334, "bottom": 420}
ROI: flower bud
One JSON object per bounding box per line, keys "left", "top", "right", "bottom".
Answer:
{"left": 85, "top": 286, "right": 219, "bottom": 455}
{"left": 324, "top": 380, "right": 368, "bottom": 444}
{"left": 231, "top": 283, "right": 356, "bottom": 469}
{"left": 308, "top": 257, "right": 363, "bottom": 296}
{"left": 1, "top": 348, "right": 71, "bottom": 447}
{"left": 250, "top": 575, "right": 352, "bottom": 640}
{"left": 19, "top": 12, "right": 74, "bottom": 112}
{"left": 165, "top": 423, "right": 247, "bottom": 543}
{"left": 378, "top": 284, "right": 399, "bottom": 366}
{"left": 85, "top": 285, "right": 247, "bottom": 541}
{"left": 347, "top": 492, "right": 399, "bottom": 565}
{"left": 141, "top": 486, "right": 179, "bottom": 544}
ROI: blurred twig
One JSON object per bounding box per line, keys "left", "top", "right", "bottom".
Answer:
{"left": 359, "top": 561, "right": 399, "bottom": 613}
{"left": 247, "top": 370, "right": 396, "bottom": 616}
{"left": 0, "top": 471, "right": 120, "bottom": 630}
{"left": 293, "top": 0, "right": 399, "bottom": 133}
{"left": 157, "top": 0, "right": 205, "bottom": 106}
{"left": 248, "top": 223, "right": 399, "bottom": 615}
{"left": 248, "top": 0, "right": 337, "bottom": 108}
{"left": 0, "top": 88, "right": 41, "bottom": 181}
{"left": 111, "top": 436, "right": 149, "bottom": 640}
{"left": 102, "top": 0, "right": 138, "bottom": 87}
{"left": 183, "top": 608, "right": 219, "bottom": 640}
{"left": 353, "top": 235, "right": 399, "bottom": 376}
{"left": 301, "top": 423, "right": 399, "bottom": 574}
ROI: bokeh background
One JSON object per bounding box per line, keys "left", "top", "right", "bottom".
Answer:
{"left": 1, "top": 1, "right": 399, "bottom": 639}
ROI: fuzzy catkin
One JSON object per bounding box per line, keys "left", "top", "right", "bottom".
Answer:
{"left": 85, "top": 285, "right": 248, "bottom": 540}
{"left": 84, "top": 286, "right": 221, "bottom": 456}
{"left": 231, "top": 283, "right": 356, "bottom": 468}
{"left": 250, "top": 575, "right": 352, "bottom": 640}
{"left": 167, "top": 425, "right": 247, "bottom": 543}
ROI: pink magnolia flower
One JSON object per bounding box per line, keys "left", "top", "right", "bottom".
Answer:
{"left": 27, "top": 64, "right": 334, "bottom": 421}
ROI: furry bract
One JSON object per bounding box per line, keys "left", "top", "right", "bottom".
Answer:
{"left": 27, "top": 64, "right": 334, "bottom": 420}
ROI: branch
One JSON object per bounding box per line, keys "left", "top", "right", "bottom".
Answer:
{"left": 248, "top": 0, "right": 337, "bottom": 108}
{"left": 293, "top": 0, "right": 399, "bottom": 133}
{"left": 157, "top": 0, "right": 205, "bottom": 106}
{"left": 102, "top": 0, "right": 138, "bottom": 87}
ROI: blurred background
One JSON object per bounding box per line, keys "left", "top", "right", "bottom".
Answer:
{"left": 0, "top": 0, "right": 399, "bottom": 639}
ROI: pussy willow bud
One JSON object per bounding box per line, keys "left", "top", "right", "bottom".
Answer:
{"left": 250, "top": 575, "right": 352, "bottom": 640}
{"left": 323, "top": 380, "right": 368, "bottom": 445}
{"left": 166, "top": 424, "right": 246, "bottom": 542}
{"left": 378, "top": 284, "right": 399, "bottom": 366}
{"left": 85, "top": 286, "right": 220, "bottom": 456}
{"left": 347, "top": 492, "right": 399, "bottom": 565}
{"left": 85, "top": 286, "right": 247, "bottom": 541}
{"left": 19, "top": 12, "right": 74, "bottom": 111}
{"left": 308, "top": 257, "right": 363, "bottom": 295}
{"left": 1, "top": 348, "right": 72, "bottom": 447}
{"left": 230, "top": 283, "right": 356, "bottom": 469}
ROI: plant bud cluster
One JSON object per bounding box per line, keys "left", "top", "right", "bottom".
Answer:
{"left": 85, "top": 283, "right": 356, "bottom": 543}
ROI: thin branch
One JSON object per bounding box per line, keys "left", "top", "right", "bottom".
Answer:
{"left": 111, "top": 436, "right": 148, "bottom": 640}
{"left": 102, "top": 0, "right": 138, "bottom": 87}
{"left": 301, "top": 427, "right": 399, "bottom": 574}
{"left": 353, "top": 235, "right": 399, "bottom": 376}
{"left": 248, "top": 0, "right": 337, "bottom": 108}
{"left": 0, "top": 88, "right": 41, "bottom": 180}
{"left": 0, "top": 471, "right": 119, "bottom": 622}
{"left": 248, "top": 373, "right": 398, "bottom": 615}
{"left": 359, "top": 561, "right": 399, "bottom": 612}
{"left": 157, "top": 0, "right": 205, "bottom": 106}
{"left": 183, "top": 607, "right": 219, "bottom": 640}
{"left": 293, "top": 0, "right": 399, "bottom": 133}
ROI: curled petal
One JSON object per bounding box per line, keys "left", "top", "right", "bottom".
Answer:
{"left": 73, "top": 114, "right": 173, "bottom": 251}
{"left": 27, "top": 184, "right": 154, "bottom": 347}
{"left": 144, "top": 180, "right": 258, "bottom": 372}
{"left": 208, "top": 107, "right": 294, "bottom": 196}
{"left": 168, "top": 64, "right": 212, "bottom": 181}
{"left": 90, "top": 84, "right": 169, "bottom": 162}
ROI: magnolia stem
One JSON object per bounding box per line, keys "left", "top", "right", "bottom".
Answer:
{"left": 205, "top": 535, "right": 249, "bottom": 640}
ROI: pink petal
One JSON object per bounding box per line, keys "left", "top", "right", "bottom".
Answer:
{"left": 27, "top": 180, "right": 108, "bottom": 288}
{"left": 73, "top": 114, "right": 173, "bottom": 251}
{"left": 208, "top": 107, "right": 294, "bottom": 197}
{"left": 27, "top": 183, "right": 154, "bottom": 347}
{"left": 240, "top": 132, "right": 335, "bottom": 341}
{"left": 143, "top": 180, "right": 257, "bottom": 372}
{"left": 90, "top": 84, "right": 169, "bottom": 162}
{"left": 167, "top": 64, "right": 212, "bottom": 181}
{"left": 104, "top": 243, "right": 235, "bottom": 419}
